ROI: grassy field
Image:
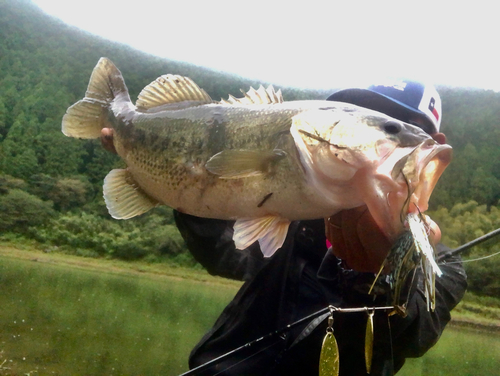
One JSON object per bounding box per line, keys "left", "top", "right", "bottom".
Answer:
{"left": 0, "top": 243, "right": 498, "bottom": 375}
{"left": 0, "top": 245, "right": 240, "bottom": 375}
{"left": 399, "top": 327, "right": 500, "bottom": 376}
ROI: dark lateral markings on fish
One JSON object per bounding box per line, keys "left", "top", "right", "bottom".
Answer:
{"left": 257, "top": 193, "right": 274, "bottom": 208}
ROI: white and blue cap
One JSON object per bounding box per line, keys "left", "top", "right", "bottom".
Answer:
{"left": 326, "top": 79, "right": 442, "bottom": 134}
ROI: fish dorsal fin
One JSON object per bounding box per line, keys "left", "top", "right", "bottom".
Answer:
{"left": 103, "top": 169, "right": 159, "bottom": 219}
{"left": 205, "top": 149, "right": 287, "bottom": 179}
{"left": 221, "top": 85, "right": 283, "bottom": 105}
{"left": 233, "top": 216, "right": 291, "bottom": 257}
{"left": 135, "top": 74, "right": 212, "bottom": 111}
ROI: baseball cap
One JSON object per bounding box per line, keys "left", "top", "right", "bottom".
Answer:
{"left": 326, "top": 79, "right": 442, "bottom": 134}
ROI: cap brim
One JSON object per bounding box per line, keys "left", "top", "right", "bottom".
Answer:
{"left": 327, "top": 88, "right": 437, "bottom": 134}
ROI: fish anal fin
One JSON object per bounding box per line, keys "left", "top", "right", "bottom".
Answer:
{"left": 221, "top": 85, "right": 283, "bottom": 105}
{"left": 135, "top": 74, "right": 212, "bottom": 111}
{"left": 233, "top": 216, "right": 291, "bottom": 257}
{"left": 205, "top": 149, "right": 286, "bottom": 179}
{"left": 103, "top": 169, "right": 159, "bottom": 219}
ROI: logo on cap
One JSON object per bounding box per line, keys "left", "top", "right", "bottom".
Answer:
{"left": 428, "top": 97, "right": 439, "bottom": 121}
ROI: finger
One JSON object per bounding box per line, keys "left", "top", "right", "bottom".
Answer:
{"left": 101, "top": 128, "right": 117, "bottom": 154}
{"left": 431, "top": 132, "right": 446, "bottom": 145}
{"left": 424, "top": 215, "right": 442, "bottom": 245}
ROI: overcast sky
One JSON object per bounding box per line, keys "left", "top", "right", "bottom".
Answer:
{"left": 32, "top": 0, "right": 499, "bottom": 91}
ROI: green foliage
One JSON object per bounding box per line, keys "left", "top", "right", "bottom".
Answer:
{"left": 33, "top": 211, "right": 189, "bottom": 263}
{"left": 0, "top": 171, "right": 190, "bottom": 264}
{"left": 24, "top": 174, "right": 93, "bottom": 211}
{"left": 0, "top": 188, "right": 55, "bottom": 231}
{"left": 0, "top": 98, "right": 8, "bottom": 140}
{"left": 0, "top": 173, "right": 27, "bottom": 194}
{"left": 44, "top": 176, "right": 93, "bottom": 211}
{"left": 429, "top": 201, "right": 500, "bottom": 297}
{"left": 430, "top": 200, "right": 500, "bottom": 249}
{"left": 430, "top": 88, "right": 500, "bottom": 208}
{"left": 465, "top": 255, "right": 500, "bottom": 297}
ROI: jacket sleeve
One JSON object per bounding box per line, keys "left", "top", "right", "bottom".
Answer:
{"left": 174, "top": 211, "right": 267, "bottom": 281}
{"left": 390, "top": 243, "right": 467, "bottom": 358}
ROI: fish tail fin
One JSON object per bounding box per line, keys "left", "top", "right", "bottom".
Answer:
{"left": 62, "top": 58, "right": 131, "bottom": 139}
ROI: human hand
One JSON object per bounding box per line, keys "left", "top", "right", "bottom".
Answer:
{"left": 325, "top": 207, "right": 441, "bottom": 273}
{"left": 101, "top": 128, "right": 117, "bottom": 154}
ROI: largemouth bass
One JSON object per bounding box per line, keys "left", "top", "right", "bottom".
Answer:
{"left": 62, "top": 58, "right": 452, "bottom": 257}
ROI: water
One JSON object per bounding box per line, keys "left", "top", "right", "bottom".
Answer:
{"left": 0, "top": 255, "right": 498, "bottom": 375}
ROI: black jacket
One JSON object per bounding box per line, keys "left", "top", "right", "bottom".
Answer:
{"left": 175, "top": 212, "right": 467, "bottom": 376}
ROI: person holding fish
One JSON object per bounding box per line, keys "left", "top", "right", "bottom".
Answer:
{"left": 68, "top": 59, "right": 466, "bottom": 375}
{"left": 169, "top": 81, "right": 466, "bottom": 376}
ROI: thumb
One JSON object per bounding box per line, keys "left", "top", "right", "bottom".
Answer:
{"left": 424, "top": 215, "right": 441, "bottom": 246}
{"left": 101, "top": 128, "right": 117, "bottom": 154}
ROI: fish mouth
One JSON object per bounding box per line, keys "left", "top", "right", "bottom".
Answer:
{"left": 395, "top": 139, "right": 452, "bottom": 216}
{"left": 360, "top": 139, "right": 452, "bottom": 242}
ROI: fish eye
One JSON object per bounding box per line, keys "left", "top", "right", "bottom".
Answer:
{"left": 383, "top": 121, "right": 402, "bottom": 135}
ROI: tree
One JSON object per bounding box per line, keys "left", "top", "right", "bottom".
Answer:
{"left": 429, "top": 201, "right": 500, "bottom": 297}
{"left": 0, "top": 188, "right": 55, "bottom": 232}
{"left": 47, "top": 177, "right": 93, "bottom": 211}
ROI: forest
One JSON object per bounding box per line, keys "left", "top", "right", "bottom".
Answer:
{"left": 0, "top": 0, "right": 499, "bottom": 297}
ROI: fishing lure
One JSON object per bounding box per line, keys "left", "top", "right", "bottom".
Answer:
{"left": 370, "top": 212, "right": 442, "bottom": 313}
{"left": 407, "top": 212, "right": 442, "bottom": 310}
{"left": 319, "top": 312, "right": 339, "bottom": 376}
{"left": 365, "top": 309, "right": 374, "bottom": 374}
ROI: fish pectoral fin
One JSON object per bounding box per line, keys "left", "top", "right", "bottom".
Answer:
{"left": 205, "top": 149, "right": 287, "bottom": 179}
{"left": 103, "top": 169, "right": 159, "bottom": 219}
{"left": 233, "top": 216, "right": 291, "bottom": 257}
{"left": 135, "top": 74, "right": 212, "bottom": 112}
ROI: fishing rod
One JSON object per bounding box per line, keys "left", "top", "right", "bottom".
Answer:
{"left": 444, "top": 227, "right": 500, "bottom": 258}
{"left": 178, "top": 305, "right": 394, "bottom": 376}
